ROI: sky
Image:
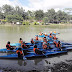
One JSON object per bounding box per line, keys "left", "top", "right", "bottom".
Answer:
{"left": 0, "top": 0, "right": 72, "bottom": 12}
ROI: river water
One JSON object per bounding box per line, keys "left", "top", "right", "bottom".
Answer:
{"left": 0, "top": 25, "right": 72, "bottom": 72}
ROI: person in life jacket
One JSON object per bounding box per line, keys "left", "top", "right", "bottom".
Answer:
{"left": 19, "top": 38, "right": 23, "bottom": 44}
{"left": 53, "top": 36, "right": 57, "bottom": 40}
{"left": 31, "top": 38, "right": 34, "bottom": 44}
{"left": 39, "top": 32, "right": 42, "bottom": 36}
{"left": 16, "top": 48, "right": 23, "bottom": 59}
{"left": 33, "top": 45, "right": 45, "bottom": 54}
{"left": 42, "top": 42, "right": 48, "bottom": 49}
{"left": 56, "top": 41, "right": 62, "bottom": 50}
{"left": 44, "top": 33, "right": 48, "bottom": 36}
{"left": 6, "top": 41, "right": 14, "bottom": 50}
{"left": 49, "top": 34, "right": 52, "bottom": 38}
{"left": 21, "top": 41, "right": 27, "bottom": 49}
{"left": 47, "top": 43, "right": 52, "bottom": 49}
{"left": 43, "top": 37, "right": 47, "bottom": 43}
{"left": 56, "top": 41, "right": 61, "bottom": 48}
{"left": 54, "top": 31, "right": 56, "bottom": 34}
{"left": 35, "top": 35, "right": 38, "bottom": 40}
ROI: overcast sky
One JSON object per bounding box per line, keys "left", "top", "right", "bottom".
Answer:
{"left": 0, "top": 0, "right": 72, "bottom": 12}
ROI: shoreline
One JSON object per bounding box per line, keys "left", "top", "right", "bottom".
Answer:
{"left": 0, "top": 23, "right": 72, "bottom": 26}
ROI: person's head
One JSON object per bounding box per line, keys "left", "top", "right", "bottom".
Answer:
{"left": 20, "top": 38, "right": 22, "bottom": 40}
{"left": 18, "top": 48, "right": 22, "bottom": 51}
{"left": 48, "top": 43, "right": 49, "bottom": 45}
{"left": 44, "top": 37, "right": 46, "bottom": 38}
{"left": 58, "top": 41, "right": 60, "bottom": 44}
{"left": 7, "top": 41, "right": 10, "bottom": 44}
{"left": 34, "top": 45, "right": 37, "bottom": 48}
{"left": 50, "top": 33, "right": 52, "bottom": 35}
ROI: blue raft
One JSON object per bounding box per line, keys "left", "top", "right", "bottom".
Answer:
{"left": 0, "top": 50, "right": 67, "bottom": 59}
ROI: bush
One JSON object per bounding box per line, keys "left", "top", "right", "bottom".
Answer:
{"left": 2, "top": 20, "right": 7, "bottom": 24}
{"left": 33, "top": 22, "right": 39, "bottom": 25}
{"left": 22, "top": 21, "right": 29, "bottom": 25}
{"left": 41, "top": 22, "right": 44, "bottom": 25}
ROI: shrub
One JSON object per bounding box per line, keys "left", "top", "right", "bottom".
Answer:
{"left": 33, "top": 22, "right": 39, "bottom": 25}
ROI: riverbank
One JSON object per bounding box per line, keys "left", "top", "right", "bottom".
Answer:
{"left": 0, "top": 23, "right": 72, "bottom": 26}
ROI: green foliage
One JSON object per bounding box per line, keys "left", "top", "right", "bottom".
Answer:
{"left": 6, "top": 15, "right": 23, "bottom": 23}
{"left": 22, "top": 21, "right": 29, "bottom": 25}
{"left": 1, "top": 20, "right": 7, "bottom": 24}
{"left": 0, "top": 4, "right": 72, "bottom": 24}
{"left": 35, "top": 10, "right": 44, "bottom": 20}
{"left": 41, "top": 22, "right": 44, "bottom": 25}
{"left": 43, "top": 17, "right": 48, "bottom": 24}
{"left": 33, "top": 22, "right": 39, "bottom": 25}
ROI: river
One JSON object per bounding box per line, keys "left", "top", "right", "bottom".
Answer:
{"left": 0, "top": 24, "right": 72, "bottom": 72}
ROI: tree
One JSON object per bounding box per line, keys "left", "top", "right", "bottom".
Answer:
{"left": 6, "top": 14, "right": 23, "bottom": 23}
{"left": 2, "top": 4, "right": 14, "bottom": 15}
{"left": 46, "top": 8, "right": 57, "bottom": 23}
{"left": 35, "top": 10, "right": 44, "bottom": 20}
{"left": 43, "top": 17, "right": 48, "bottom": 24}
{"left": 57, "top": 10, "right": 69, "bottom": 23}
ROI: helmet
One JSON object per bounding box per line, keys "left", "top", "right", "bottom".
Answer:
{"left": 18, "top": 48, "right": 22, "bottom": 51}
{"left": 20, "top": 38, "right": 22, "bottom": 40}
{"left": 7, "top": 41, "right": 10, "bottom": 44}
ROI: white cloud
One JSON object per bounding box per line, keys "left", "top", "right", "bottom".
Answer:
{"left": 0, "top": 0, "right": 72, "bottom": 12}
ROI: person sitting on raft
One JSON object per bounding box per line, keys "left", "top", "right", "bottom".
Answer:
{"left": 56, "top": 41, "right": 62, "bottom": 51}
{"left": 53, "top": 38, "right": 58, "bottom": 46}
{"left": 39, "top": 32, "right": 42, "bottom": 36}
{"left": 49, "top": 33, "right": 52, "bottom": 38}
{"left": 42, "top": 42, "right": 48, "bottom": 49}
{"left": 44, "top": 33, "right": 48, "bottom": 36}
{"left": 33, "top": 45, "right": 45, "bottom": 54}
{"left": 43, "top": 37, "right": 47, "bottom": 43}
{"left": 35, "top": 35, "right": 38, "bottom": 40}
{"left": 6, "top": 41, "right": 14, "bottom": 50}
{"left": 31, "top": 38, "right": 34, "bottom": 44}
{"left": 19, "top": 38, "right": 23, "bottom": 44}
{"left": 21, "top": 41, "right": 28, "bottom": 49}
{"left": 16, "top": 48, "right": 23, "bottom": 59}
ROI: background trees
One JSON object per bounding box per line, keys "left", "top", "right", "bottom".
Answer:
{"left": 0, "top": 4, "right": 72, "bottom": 24}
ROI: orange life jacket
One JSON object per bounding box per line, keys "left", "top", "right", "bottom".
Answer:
{"left": 53, "top": 37, "right": 57, "bottom": 40}
{"left": 36, "top": 37, "right": 38, "bottom": 40}
{"left": 19, "top": 40, "right": 23, "bottom": 44}
{"left": 49, "top": 35, "right": 52, "bottom": 38}
{"left": 53, "top": 41, "right": 57, "bottom": 45}
{"left": 44, "top": 39, "right": 47, "bottom": 43}
{"left": 33, "top": 48, "right": 37, "bottom": 53}
{"left": 31, "top": 39, "right": 34, "bottom": 44}
{"left": 56, "top": 43, "right": 61, "bottom": 48}
{"left": 16, "top": 50, "right": 23, "bottom": 55}
{"left": 21, "top": 44, "right": 26, "bottom": 48}
{"left": 43, "top": 44, "right": 47, "bottom": 49}
{"left": 6, "top": 44, "right": 11, "bottom": 50}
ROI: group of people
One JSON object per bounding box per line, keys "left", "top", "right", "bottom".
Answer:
{"left": 33, "top": 31, "right": 62, "bottom": 54}
{"left": 5, "top": 31, "right": 62, "bottom": 58}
